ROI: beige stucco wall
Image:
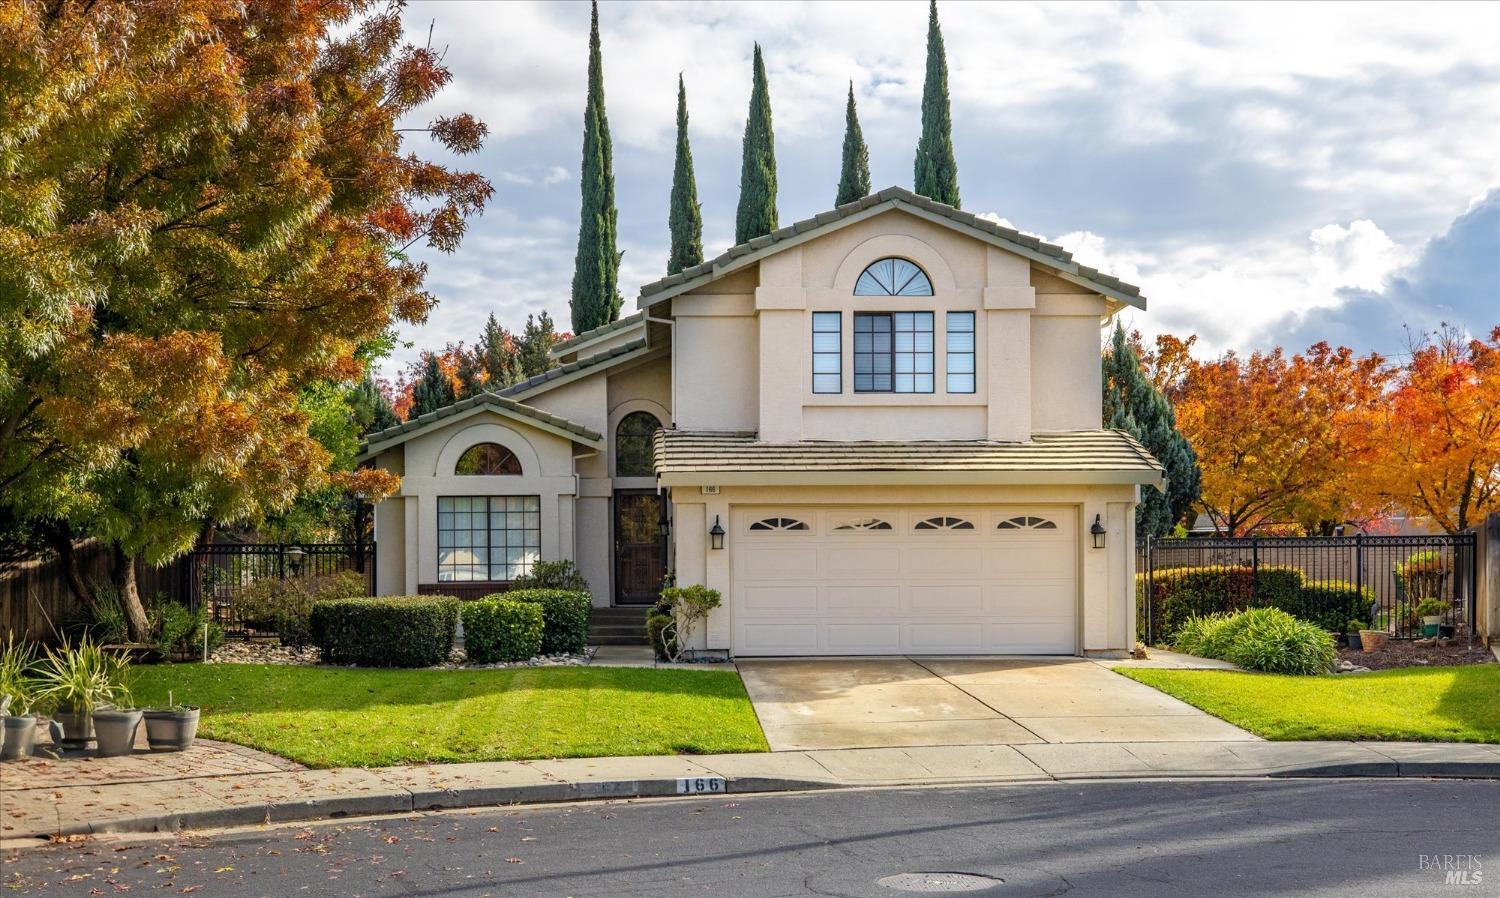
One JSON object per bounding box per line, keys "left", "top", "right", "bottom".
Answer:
{"left": 371, "top": 411, "right": 582, "bottom": 596}
{"left": 667, "top": 482, "right": 1139, "bottom": 657}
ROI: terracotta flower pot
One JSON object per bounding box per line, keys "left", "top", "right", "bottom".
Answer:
{"left": 1359, "top": 630, "right": 1388, "bottom": 653}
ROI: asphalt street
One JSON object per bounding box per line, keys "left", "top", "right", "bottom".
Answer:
{"left": 3, "top": 779, "right": 1496, "bottom": 897}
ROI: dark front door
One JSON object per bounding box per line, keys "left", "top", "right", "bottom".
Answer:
{"left": 614, "top": 490, "right": 666, "bottom": 605}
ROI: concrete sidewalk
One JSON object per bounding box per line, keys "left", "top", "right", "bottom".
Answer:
{"left": 5, "top": 738, "right": 1500, "bottom": 842}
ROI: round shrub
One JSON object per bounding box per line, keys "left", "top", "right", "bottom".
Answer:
{"left": 492, "top": 589, "right": 591, "bottom": 655}
{"left": 310, "top": 595, "right": 459, "bottom": 667}
{"left": 462, "top": 598, "right": 544, "bottom": 663}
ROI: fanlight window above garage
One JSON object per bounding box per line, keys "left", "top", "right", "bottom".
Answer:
{"left": 454, "top": 442, "right": 522, "bottom": 476}
{"left": 914, "top": 516, "right": 974, "bottom": 531}
{"left": 854, "top": 257, "right": 933, "bottom": 296}
{"left": 749, "top": 517, "right": 811, "bottom": 532}
{"left": 998, "top": 516, "right": 1058, "bottom": 530}
{"left": 832, "top": 518, "right": 893, "bottom": 531}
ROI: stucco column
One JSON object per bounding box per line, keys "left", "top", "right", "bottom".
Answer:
{"left": 982, "top": 247, "right": 1035, "bottom": 442}
{"left": 702, "top": 497, "right": 732, "bottom": 651}
{"left": 403, "top": 497, "right": 420, "bottom": 595}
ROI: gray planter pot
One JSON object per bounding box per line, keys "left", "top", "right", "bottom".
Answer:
{"left": 92, "top": 709, "right": 143, "bottom": 757}
{"left": 52, "top": 708, "right": 96, "bottom": 746}
{"left": 143, "top": 708, "right": 200, "bottom": 752}
{"left": 1, "top": 715, "right": 38, "bottom": 761}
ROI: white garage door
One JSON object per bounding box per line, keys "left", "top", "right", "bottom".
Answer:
{"left": 732, "top": 506, "right": 1077, "bottom": 656}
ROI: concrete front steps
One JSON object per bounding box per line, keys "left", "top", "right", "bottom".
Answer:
{"left": 589, "top": 606, "right": 650, "bottom": 646}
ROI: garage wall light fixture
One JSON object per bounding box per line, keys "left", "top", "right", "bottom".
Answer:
{"left": 709, "top": 516, "right": 725, "bottom": 550}
{"left": 1090, "top": 515, "right": 1106, "bottom": 549}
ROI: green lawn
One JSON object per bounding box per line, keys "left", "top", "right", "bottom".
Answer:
{"left": 130, "top": 664, "right": 769, "bottom": 768}
{"left": 1120, "top": 665, "right": 1500, "bottom": 743}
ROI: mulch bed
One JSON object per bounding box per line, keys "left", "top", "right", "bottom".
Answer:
{"left": 1338, "top": 639, "right": 1496, "bottom": 671}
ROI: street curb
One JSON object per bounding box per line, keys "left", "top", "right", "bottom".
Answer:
{"left": 38, "top": 763, "right": 1500, "bottom": 839}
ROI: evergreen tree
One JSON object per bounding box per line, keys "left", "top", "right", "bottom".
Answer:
{"left": 836, "top": 81, "right": 871, "bottom": 206}
{"left": 667, "top": 75, "right": 704, "bottom": 275}
{"left": 350, "top": 375, "right": 399, "bottom": 435}
{"left": 477, "top": 312, "right": 520, "bottom": 388}
{"left": 1102, "top": 323, "right": 1201, "bottom": 538}
{"left": 517, "top": 311, "right": 559, "bottom": 379}
{"left": 734, "top": 43, "right": 778, "bottom": 244}
{"left": 454, "top": 346, "right": 485, "bottom": 398}
{"left": 410, "top": 352, "right": 457, "bottom": 418}
{"left": 569, "top": 0, "right": 621, "bottom": 333}
{"left": 913, "top": 0, "right": 960, "bottom": 208}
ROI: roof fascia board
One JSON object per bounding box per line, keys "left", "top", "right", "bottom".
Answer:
{"left": 357, "top": 403, "right": 603, "bottom": 463}
{"left": 638, "top": 199, "right": 1147, "bottom": 312}
{"left": 504, "top": 343, "right": 663, "bottom": 402}
{"left": 549, "top": 314, "right": 646, "bottom": 359}
{"left": 658, "top": 469, "right": 1165, "bottom": 488}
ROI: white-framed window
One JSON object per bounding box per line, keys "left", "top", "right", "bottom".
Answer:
{"left": 854, "top": 258, "right": 934, "bottom": 296}
{"left": 748, "top": 517, "right": 810, "bottom": 532}
{"left": 812, "top": 312, "right": 842, "bottom": 394}
{"left": 437, "top": 496, "right": 540, "bottom": 582}
{"left": 914, "top": 516, "right": 975, "bottom": 531}
{"left": 998, "top": 515, "right": 1058, "bottom": 530}
{"left": 832, "top": 518, "right": 893, "bottom": 531}
{"left": 855, "top": 312, "right": 934, "bottom": 393}
{"left": 946, "top": 311, "right": 975, "bottom": 393}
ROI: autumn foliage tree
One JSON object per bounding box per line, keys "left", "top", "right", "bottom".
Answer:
{"left": 1363, "top": 326, "right": 1500, "bottom": 533}
{"left": 0, "top": 2, "right": 491, "bottom": 638}
{"left": 1171, "top": 342, "right": 1389, "bottom": 535}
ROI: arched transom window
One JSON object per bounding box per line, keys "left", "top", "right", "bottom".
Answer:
{"left": 998, "top": 515, "right": 1058, "bottom": 530}
{"left": 915, "top": 516, "right": 974, "bottom": 531}
{"left": 854, "top": 257, "right": 933, "bottom": 296}
{"left": 749, "top": 517, "right": 810, "bottom": 532}
{"left": 455, "top": 442, "right": 522, "bottom": 476}
{"left": 615, "top": 411, "right": 662, "bottom": 477}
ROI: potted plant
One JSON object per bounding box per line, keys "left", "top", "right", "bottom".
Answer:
{"left": 143, "top": 691, "right": 200, "bottom": 752}
{"left": 35, "top": 638, "right": 132, "bottom": 748}
{"left": 0, "top": 635, "right": 40, "bottom": 761}
{"left": 1359, "top": 613, "right": 1390, "bottom": 653}
{"left": 1344, "top": 621, "right": 1364, "bottom": 652}
{"left": 1414, "top": 599, "right": 1450, "bottom": 638}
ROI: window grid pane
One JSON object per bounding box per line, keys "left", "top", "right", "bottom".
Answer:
{"left": 437, "top": 495, "right": 541, "bottom": 582}
{"left": 812, "top": 312, "right": 841, "bottom": 394}
{"left": 893, "top": 312, "right": 933, "bottom": 394}
{"left": 946, "top": 311, "right": 976, "bottom": 394}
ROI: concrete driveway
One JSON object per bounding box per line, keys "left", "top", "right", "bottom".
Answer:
{"left": 738, "top": 657, "right": 1256, "bottom": 751}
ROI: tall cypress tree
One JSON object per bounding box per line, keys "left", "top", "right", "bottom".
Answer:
{"left": 913, "top": 0, "right": 960, "bottom": 208}
{"left": 734, "top": 43, "right": 777, "bottom": 244}
{"left": 667, "top": 74, "right": 703, "bottom": 275}
{"left": 835, "top": 81, "right": 871, "bottom": 206}
{"left": 569, "top": 0, "right": 621, "bottom": 333}
{"left": 1102, "top": 323, "right": 1201, "bottom": 538}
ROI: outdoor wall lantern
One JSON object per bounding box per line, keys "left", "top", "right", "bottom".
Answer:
{"left": 709, "top": 516, "right": 726, "bottom": 550}
{"left": 1090, "top": 515, "right": 1107, "bottom": 549}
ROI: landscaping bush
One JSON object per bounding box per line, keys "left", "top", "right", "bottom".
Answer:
{"left": 508, "top": 560, "right": 590, "bottom": 594}
{"left": 152, "top": 599, "right": 224, "bottom": 660}
{"left": 461, "top": 598, "right": 544, "bottom": 663}
{"left": 645, "top": 611, "right": 675, "bottom": 661}
{"left": 1138, "top": 565, "right": 1374, "bottom": 644}
{"left": 493, "top": 589, "right": 590, "bottom": 655}
{"left": 1172, "top": 607, "right": 1336, "bottom": 675}
{"left": 310, "top": 595, "right": 459, "bottom": 667}
{"left": 236, "top": 571, "right": 367, "bottom": 646}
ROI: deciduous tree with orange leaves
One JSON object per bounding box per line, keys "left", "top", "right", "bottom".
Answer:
{"left": 1363, "top": 326, "right": 1500, "bottom": 534}
{"left": 0, "top": 1, "right": 491, "bottom": 638}
{"left": 1172, "top": 342, "right": 1389, "bottom": 535}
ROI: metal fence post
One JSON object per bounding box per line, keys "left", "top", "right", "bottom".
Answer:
{"left": 1250, "top": 535, "right": 1260, "bottom": 604}
{"left": 1144, "top": 535, "right": 1154, "bottom": 646}
{"left": 1354, "top": 533, "right": 1365, "bottom": 620}
{"left": 278, "top": 543, "right": 287, "bottom": 581}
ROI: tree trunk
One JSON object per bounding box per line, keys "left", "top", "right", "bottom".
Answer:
{"left": 45, "top": 523, "right": 99, "bottom": 613}
{"left": 112, "top": 544, "right": 152, "bottom": 642}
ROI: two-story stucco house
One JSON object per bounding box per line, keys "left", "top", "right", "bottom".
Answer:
{"left": 357, "top": 187, "right": 1164, "bottom": 658}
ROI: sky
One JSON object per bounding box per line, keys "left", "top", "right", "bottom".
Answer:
{"left": 383, "top": 0, "right": 1500, "bottom": 379}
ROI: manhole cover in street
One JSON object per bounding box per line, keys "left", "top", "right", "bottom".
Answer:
{"left": 877, "top": 872, "right": 1004, "bottom": 892}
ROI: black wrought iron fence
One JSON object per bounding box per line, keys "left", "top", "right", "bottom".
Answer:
{"left": 1136, "top": 533, "right": 1477, "bottom": 646}
{"left": 184, "top": 543, "right": 374, "bottom": 632}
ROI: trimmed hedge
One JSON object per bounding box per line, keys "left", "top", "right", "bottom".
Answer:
{"left": 310, "top": 595, "right": 459, "bottom": 667}
{"left": 461, "top": 598, "right": 544, "bottom": 663}
{"left": 1138, "top": 565, "right": 1373, "bottom": 644}
{"left": 494, "top": 589, "right": 591, "bottom": 655}
{"left": 1174, "top": 607, "right": 1337, "bottom": 675}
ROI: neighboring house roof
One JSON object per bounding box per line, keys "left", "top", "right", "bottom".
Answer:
{"left": 496, "top": 338, "right": 651, "bottom": 401}
{"left": 636, "top": 186, "right": 1146, "bottom": 310}
{"left": 357, "top": 392, "right": 604, "bottom": 462}
{"left": 549, "top": 311, "right": 645, "bottom": 359}
{"left": 653, "top": 430, "right": 1165, "bottom": 487}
